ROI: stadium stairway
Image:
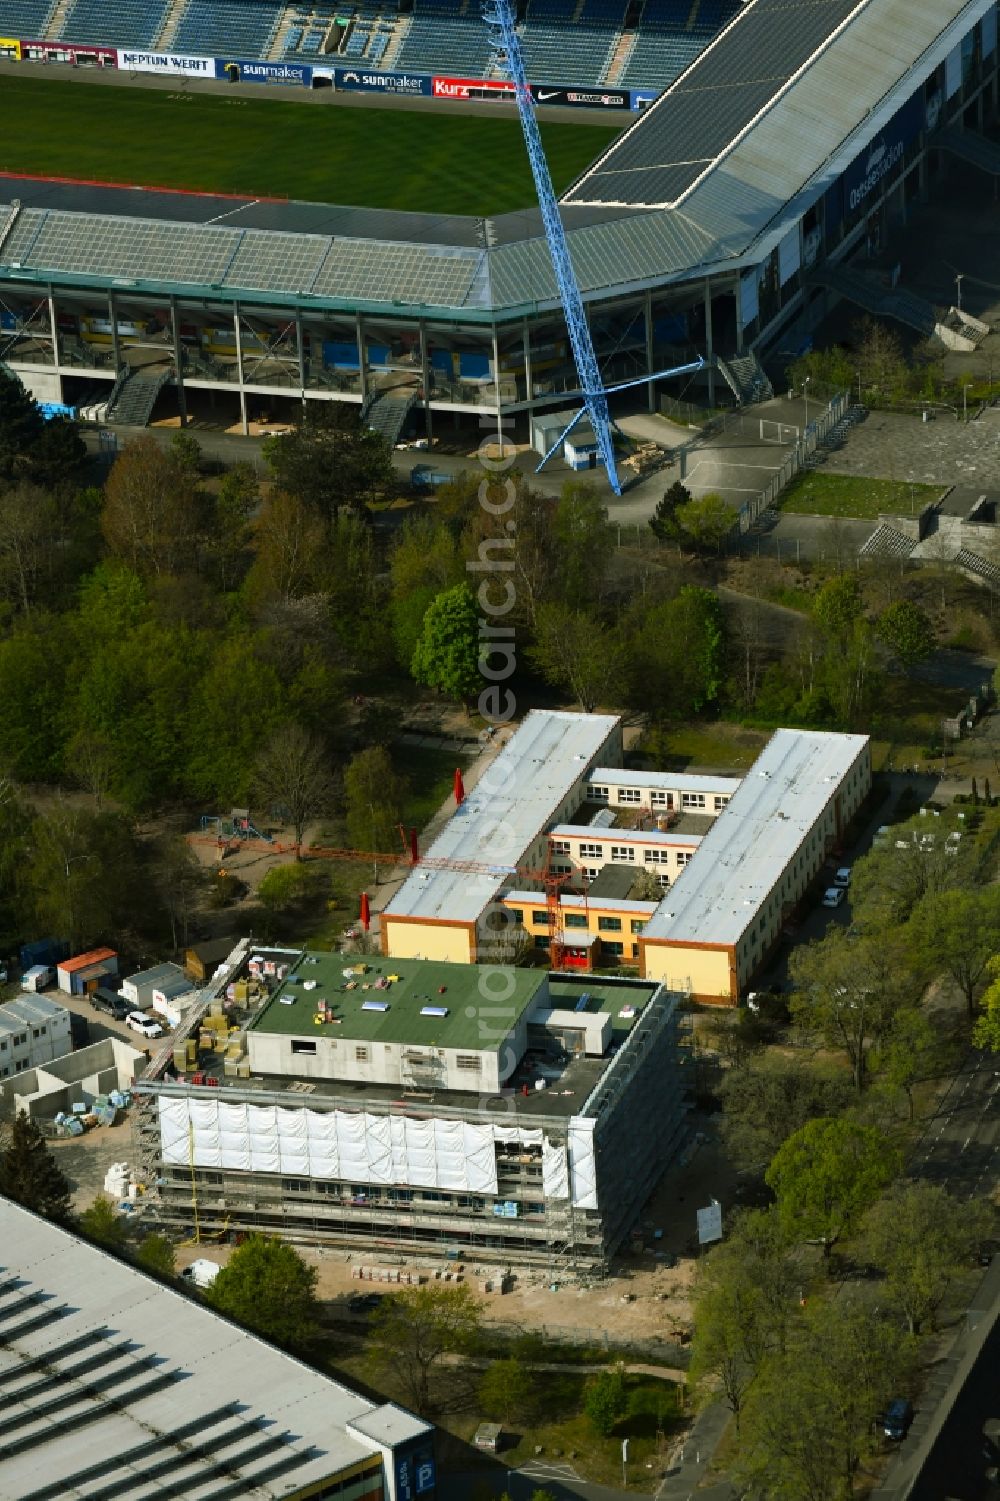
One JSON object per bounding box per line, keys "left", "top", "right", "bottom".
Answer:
{"left": 715, "top": 351, "right": 772, "bottom": 406}
{"left": 107, "top": 365, "right": 172, "bottom": 427}
{"left": 157, "top": 0, "right": 193, "bottom": 48}
{"left": 361, "top": 386, "right": 419, "bottom": 446}
{"left": 604, "top": 24, "right": 638, "bottom": 84}
{"left": 810, "top": 263, "right": 941, "bottom": 341}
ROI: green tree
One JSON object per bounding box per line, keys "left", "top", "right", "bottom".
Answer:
{"left": 972, "top": 955, "right": 1000, "bottom": 1052}
{"left": 0, "top": 617, "right": 72, "bottom": 782}
{"left": 256, "top": 863, "right": 323, "bottom": 936}
{"left": 872, "top": 1007, "right": 951, "bottom": 1121}
{"left": 262, "top": 406, "right": 392, "bottom": 521}
{"left": 79, "top": 1193, "right": 129, "bottom": 1251}
{"left": 0, "top": 367, "right": 44, "bottom": 481}
{"left": 736, "top": 1293, "right": 912, "bottom": 1500}
{"left": 344, "top": 746, "right": 406, "bottom": 875}
{"left": 245, "top": 488, "right": 327, "bottom": 603}
{"left": 814, "top": 575, "right": 863, "bottom": 640}
{"left": 207, "top": 1234, "right": 319, "bottom": 1347}
{"left": 479, "top": 1356, "right": 533, "bottom": 1424}
{"left": 627, "top": 586, "right": 725, "bottom": 719}
{"left": 914, "top": 886, "right": 1000, "bottom": 1017}
{"left": 529, "top": 602, "right": 628, "bottom": 713}
{"left": 254, "top": 722, "right": 335, "bottom": 853}
{"left": 101, "top": 434, "right": 202, "bottom": 577}
{"left": 0, "top": 481, "right": 57, "bottom": 615}
{"left": 0, "top": 1111, "right": 71, "bottom": 1222}
{"left": 210, "top": 462, "right": 257, "bottom": 591}
{"left": 584, "top": 1365, "right": 628, "bottom": 1436}
{"left": 411, "top": 583, "right": 481, "bottom": 707}
{"left": 136, "top": 1232, "right": 177, "bottom": 1279}
{"left": 861, "top": 1182, "right": 991, "bottom": 1334}
{"left": 765, "top": 1118, "right": 900, "bottom": 1257}
{"left": 152, "top": 834, "right": 204, "bottom": 953}
{"left": 29, "top": 414, "right": 87, "bottom": 494}
{"left": 875, "top": 599, "right": 935, "bottom": 666}
{"left": 26, "top": 805, "right": 141, "bottom": 951}
{"left": 370, "top": 1283, "right": 481, "bottom": 1414}
{"left": 551, "top": 480, "right": 613, "bottom": 608}
{"left": 690, "top": 1264, "right": 767, "bottom": 1433}
{"left": 720, "top": 1058, "right": 853, "bottom": 1171}
{"left": 674, "top": 491, "right": 738, "bottom": 554}
{"left": 850, "top": 816, "right": 968, "bottom": 928}
{"left": 649, "top": 480, "right": 690, "bottom": 541}
{"left": 789, "top": 925, "right": 916, "bottom": 1091}
{"left": 184, "top": 633, "right": 287, "bottom": 804}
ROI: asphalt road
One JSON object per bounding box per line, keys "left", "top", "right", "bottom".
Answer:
{"left": 912, "top": 1050, "right": 1000, "bottom": 1203}
{"left": 907, "top": 1307, "right": 1000, "bottom": 1501}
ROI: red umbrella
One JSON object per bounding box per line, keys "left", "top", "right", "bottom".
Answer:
{"left": 359, "top": 891, "right": 371, "bottom": 932}
{"left": 454, "top": 768, "right": 465, "bottom": 805}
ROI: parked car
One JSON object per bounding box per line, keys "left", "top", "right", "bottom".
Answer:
{"left": 93, "top": 987, "right": 128, "bottom": 1020}
{"left": 822, "top": 887, "right": 846, "bottom": 908}
{"left": 882, "top": 1398, "right": 914, "bottom": 1441}
{"left": 977, "top": 1239, "right": 999, "bottom": 1267}
{"left": 125, "top": 1011, "right": 163, "bottom": 1038}
{"left": 833, "top": 866, "right": 851, "bottom": 888}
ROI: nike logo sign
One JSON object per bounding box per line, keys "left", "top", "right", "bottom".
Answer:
{"left": 537, "top": 90, "right": 560, "bottom": 100}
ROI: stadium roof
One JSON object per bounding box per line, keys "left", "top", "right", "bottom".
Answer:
{"left": 0, "top": 0, "right": 988, "bottom": 317}
{"left": 383, "top": 710, "right": 620, "bottom": 927}
{"left": 641, "top": 729, "right": 869, "bottom": 948}
{"left": 0, "top": 1200, "right": 431, "bottom": 1501}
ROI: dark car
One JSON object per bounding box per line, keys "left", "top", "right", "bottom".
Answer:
{"left": 883, "top": 1398, "right": 914, "bottom": 1441}
{"left": 978, "top": 1239, "right": 999, "bottom": 1268}
{"left": 92, "top": 987, "right": 128, "bottom": 1020}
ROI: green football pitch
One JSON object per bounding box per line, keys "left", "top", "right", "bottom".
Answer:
{"left": 0, "top": 75, "right": 619, "bottom": 215}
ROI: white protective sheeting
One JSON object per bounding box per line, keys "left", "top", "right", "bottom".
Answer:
{"left": 158, "top": 1096, "right": 557, "bottom": 1196}
{"left": 567, "top": 1119, "right": 598, "bottom": 1210}
{"left": 542, "top": 1136, "right": 570, "bottom": 1200}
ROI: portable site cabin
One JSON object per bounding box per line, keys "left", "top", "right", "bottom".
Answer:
{"left": 56, "top": 949, "right": 118, "bottom": 996}
{"left": 184, "top": 937, "right": 238, "bottom": 986}
{"left": 121, "top": 963, "right": 188, "bottom": 1013}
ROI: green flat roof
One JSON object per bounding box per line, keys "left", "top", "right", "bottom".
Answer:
{"left": 545, "top": 977, "right": 658, "bottom": 1041}
{"left": 249, "top": 953, "right": 546, "bottom": 1052}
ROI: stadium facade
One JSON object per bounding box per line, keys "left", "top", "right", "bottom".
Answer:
{"left": 0, "top": 0, "right": 997, "bottom": 445}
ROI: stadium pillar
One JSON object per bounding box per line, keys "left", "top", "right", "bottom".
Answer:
{"left": 170, "top": 297, "right": 187, "bottom": 428}
{"left": 296, "top": 312, "right": 307, "bottom": 415}
{"left": 356, "top": 314, "right": 367, "bottom": 401}
{"left": 46, "top": 290, "right": 60, "bottom": 375}
{"left": 491, "top": 327, "right": 503, "bottom": 449}
{"left": 108, "top": 291, "right": 121, "bottom": 375}
{"left": 233, "top": 303, "right": 249, "bottom": 435}
{"left": 418, "top": 320, "right": 433, "bottom": 441}
{"left": 644, "top": 291, "right": 655, "bottom": 412}
{"left": 703, "top": 279, "right": 716, "bottom": 407}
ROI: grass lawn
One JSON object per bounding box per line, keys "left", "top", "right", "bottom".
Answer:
{"left": 0, "top": 76, "right": 618, "bottom": 214}
{"left": 779, "top": 472, "right": 941, "bottom": 520}
{"left": 638, "top": 722, "right": 769, "bottom": 773}
{"left": 396, "top": 743, "right": 474, "bottom": 830}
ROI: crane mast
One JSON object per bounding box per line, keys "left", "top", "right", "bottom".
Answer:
{"left": 482, "top": 0, "right": 622, "bottom": 493}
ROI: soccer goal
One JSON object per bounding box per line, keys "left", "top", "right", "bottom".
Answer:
{"left": 759, "top": 419, "right": 800, "bottom": 444}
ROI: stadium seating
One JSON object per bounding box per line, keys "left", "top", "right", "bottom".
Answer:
{"left": 621, "top": 0, "right": 739, "bottom": 87}
{"left": 519, "top": 0, "right": 626, "bottom": 86}
{"left": 59, "top": 0, "right": 170, "bottom": 47}
{"left": 0, "top": 0, "right": 53, "bottom": 33}
{"left": 394, "top": 1, "right": 494, "bottom": 79}
{"left": 173, "top": 0, "right": 286, "bottom": 57}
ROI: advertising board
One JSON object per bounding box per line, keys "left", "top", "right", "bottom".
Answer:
{"left": 0, "top": 37, "right": 21, "bottom": 59}
{"left": 214, "top": 57, "right": 312, "bottom": 85}
{"left": 334, "top": 66, "right": 432, "bottom": 95}
{"left": 117, "top": 50, "right": 214, "bottom": 75}
{"left": 532, "top": 84, "right": 629, "bottom": 109}
{"left": 20, "top": 39, "right": 116, "bottom": 65}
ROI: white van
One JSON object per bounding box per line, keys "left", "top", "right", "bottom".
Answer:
{"left": 180, "top": 1259, "right": 221, "bottom": 1290}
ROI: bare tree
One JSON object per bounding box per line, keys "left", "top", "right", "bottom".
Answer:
{"left": 101, "top": 435, "right": 200, "bottom": 577}
{"left": 66, "top": 728, "right": 115, "bottom": 810}
{"left": 153, "top": 835, "right": 204, "bottom": 952}
{"left": 255, "top": 723, "right": 335, "bottom": 855}
{"left": 0, "top": 481, "right": 55, "bottom": 613}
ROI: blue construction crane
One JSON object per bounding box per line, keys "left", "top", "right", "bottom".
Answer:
{"left": 482, "top": 0, "right": 703, "bottom": 495}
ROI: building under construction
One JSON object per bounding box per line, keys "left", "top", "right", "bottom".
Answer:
{"left": 133, "top": 942, "right": 688, "bottom": 1271}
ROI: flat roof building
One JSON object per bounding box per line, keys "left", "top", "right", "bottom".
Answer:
{"left": 0, "top": 1199, "right": 434, "bottom": 1501}
{"left": 381, "top": 709, "right": 622, "bottom": 965}
{"left": 0, "top": 993, "right": 72, "bottom": 1080}
{"left": 136, "top": 943, "right": 688, "bottom": 1270}
{"left": 640, "top": 729, "right": 871, "bottom": 1003}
